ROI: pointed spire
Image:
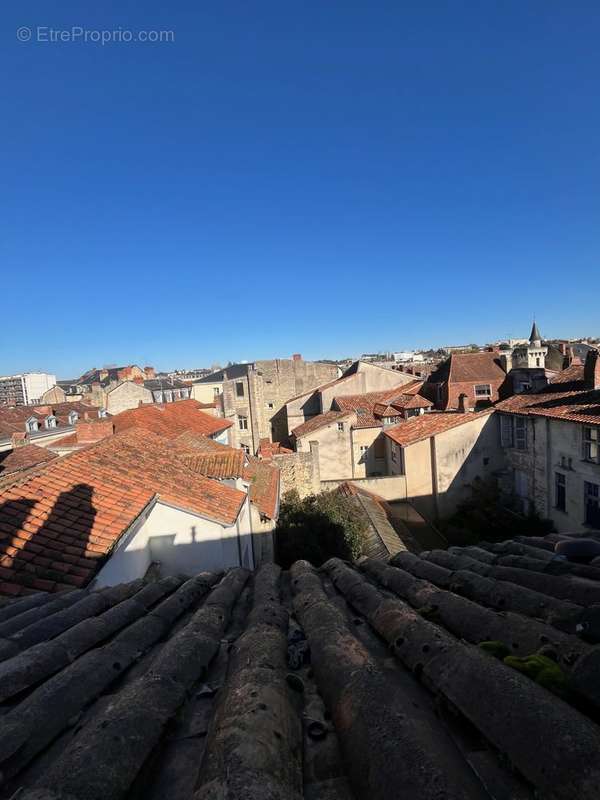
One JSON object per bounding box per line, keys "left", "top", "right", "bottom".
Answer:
{"left": 529, "top": 319, "right": 541, "bottom": 342}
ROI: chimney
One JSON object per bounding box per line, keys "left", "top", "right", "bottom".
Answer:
{"left": 584, "top": 350, "right": 600, "bottom": 390}
{"left": 292, "top": 353, "right": 302, "bottom": 361}
{"left": 558, "top": 342, "right": 567, "bottom": 356}
{"left": 458, "top": 393, "right": 469, "bottom": 413}
{"left": 11, "top": 432, "right": 28, "bottom": 448}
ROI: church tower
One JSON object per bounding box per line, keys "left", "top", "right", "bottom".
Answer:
{"left": 526, "top": 320, "right": 547, "bottom": 368}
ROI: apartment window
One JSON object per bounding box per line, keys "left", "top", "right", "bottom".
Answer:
{"left": 555, "top": 473, "right": 566, "bottom": 512}
{"left": 68, "top": 411, "right": 78, "bottom": 425}
{"left": 337, "top": 422, "right": 345, "bottom": 432}
{"left": 500, "top": 415, "right": 514, "bottom": 447}
{"left": 238, "top": 415, "right": 248, "bottom": 430}
{"left": 584, "top": 481, "right": 600, "bottom": 528}
{"left": 45, "top": 416, "right": 57, "bottom": 429}
{"left": 154, "top": 392, "right": 163, "bottom": 403}
{"left": 267, "top": 402, "right": 274, "bottom": 409}
{"left": 213, "top": 387, "right": 221, "bottom": 397}
{"left": 474, "top": 384, "right": 492, "bottom": 397}
{"left": 236, "top": 381, "right": 245, "bottom": 398}
{"left": 359, "top": 445, "right": 368, "bottom": 463}
{"left": 241, "top": 444, "right": 250, "bottom": 455}
{"left": 583, "top": 427, "right": 599, "bottom": 463}
{"left": 26, "top": 418, "right": 38, "bottom": 433}
{"left": 515, "top": 417, "right": 528, "bottom": 449}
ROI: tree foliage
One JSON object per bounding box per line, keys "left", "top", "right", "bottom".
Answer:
{"left": 275, "top": 489, "right": 368, "bottom": 569}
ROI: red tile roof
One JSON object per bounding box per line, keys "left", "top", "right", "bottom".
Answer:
{"left": 113, "top": 399, "right": 231, "bottom": 439}
{"left": 0, "top": 430, "right": 246, "bottom": 597}
{"left": 448, "top": 352, "right": 506, "bottom": 383}
{"left": 257, "top": 439, "right": 294, "bottom": 459}
{"left": 291, "top": 410, "right": 351, "bottom": 438}
{"left": 242, "top": 457, "right": 280, "bottom": 519}
{"left": 495, "top": 367, "right": 600, "bottom": 426}
{"left": 384, "top": 410, "right": 493, "bottom": 447}
{"left": 0, "top": 446, "right": 58, "bottom": 481}
{"left": 179, "top": 450, "right": 246, "bottom": 480}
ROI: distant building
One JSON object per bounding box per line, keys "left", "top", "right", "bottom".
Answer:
{"left": 0, "top": 401, "right": 108, "bottom": 451}
{"left": 0, "top": 373, "right": 56, "bottom": 406}
{"left": 144, "top": 377, "right": 191, "bottom": 404}
{"left": 192, "top": 356, "right": 340, "bottom": 454}
{"left": 423, "top": 351, "right": 508, "bottom": 410}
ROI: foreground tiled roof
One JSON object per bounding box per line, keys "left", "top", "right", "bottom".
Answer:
{"left": 291, "top": 410, "right": 351, "bottom": 438}
{"left": 385, "top": 409, "right": 493, "bottom": 446}
{"left": 0, "top": 446, "right": 57, "bottom": 482}
{"left": 113, "top": 399, "right": 232, "bottom": 438}
{"left": 3, "top": 542, "right": 600, "bottom": 799}
{"left": 0, "top": 430, "right": 246, "bottom": 597}
{"left": 495, "top": 367, "right": 600, "bottom": 426}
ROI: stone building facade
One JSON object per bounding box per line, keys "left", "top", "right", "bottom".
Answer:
{"left": 192, "top": 357, "right": 340, "bottom": 454}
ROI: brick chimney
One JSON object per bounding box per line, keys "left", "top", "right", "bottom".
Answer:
{"left": 11, "top": 432, "right": 28, "bottom": 448}
{"left": 457, "top": 393, "right": 469, "bottom": 413}
{"left": 584, "top": 350, "right": 600, "bottom": 390}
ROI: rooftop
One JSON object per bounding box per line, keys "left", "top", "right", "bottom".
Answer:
{"left": 385, "top": 409, "right": 493, "bottom": 447}
{"left": 291, "top": 410, "right": 351, "bottom": 438}
{"left": 0, "top": 430, "right": 246, "bottom": 597}
{"left": 0, "top": 445, "right": 57, "bottom": 483}
{"left": 112, "top": 399, "right": 232, "bottom": 438}
{"left": 428, "top": 351, "right": 506, "bottom": 385}
{"left": 495, "top": 364, "right": 600, "bottom": 426}
{"left": 1, "top": 533, "right": 600, "bottom": 799}
{"left": 0, "top": 402, "right": 106, "bottom": 439}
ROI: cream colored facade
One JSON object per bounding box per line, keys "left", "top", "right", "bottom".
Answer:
{"left": 105, "top": 381, "right": 153, "bottom": 415}
{"left": 499, "top": 413, "right": 600, "bottom": 533}
{"left": 385, "top": 412, "right": 503, "bottom": 520}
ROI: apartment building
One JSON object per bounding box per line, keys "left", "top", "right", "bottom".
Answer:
{"left": 0, "top": 373, "right": 57, "bottom": 406}
{"left": 191, "top": 356, "right": 340, "bottom": 453}
{"left": 496, "top": 350, "right": 600, "bottom": 532}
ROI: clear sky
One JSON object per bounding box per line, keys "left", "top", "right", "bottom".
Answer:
{"left": 2, "top": 2, "right": 599, "bottom": 378}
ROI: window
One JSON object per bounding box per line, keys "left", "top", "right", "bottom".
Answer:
{"left": 337, "top": 422, "right": 345, "bottom": 432}
{"left": 154, "top": 392, "right": 163, "bottom": 403}
{"left": 515, "top": 417, "right": 527, "bottom": 449}
{"left": 474, "top": 384, "right": 492, "bottom": 397}
{"left": 500, "top": 415, "right": 514, "bottom": 447}
{"left": 584, "top": 481, "right": 600, "bottom": 528}
{"left": 241, "top": 443, "right": 250, "bottom": 455}
{"left": 267, "top": 402, "right": 274, "bottom": 409}
{"left": 26, "top": 418, "right": 38, "bottom": 433}
{"left": 45, "top": 416, "right": 57, "bottom": 429}
{"left": 583, "top": 427, "right": 599, "bottom": 463}
{"left": 236, "top": 381, "right": 245, "bottom": 398}
{"left": 213, "top": 387, "right": 221, "bottom": 397}
{"left": 238, "top": 415, "right": 248, "bottom": 430}
{"left": 555, "top": 473, "right": 566, "bottom": 512}
{"left": 98, "top": 409, "right": 108, "bottom": 418}
{"left": 68, "top": 411, "right": 78, "bottom": 425}
{"left": 359, "top": 445, "right": 368, "bottom": 463}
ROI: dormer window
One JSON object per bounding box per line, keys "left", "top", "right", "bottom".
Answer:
{"left": 45, "top": 415, "right": 57, "bottom": 429}
{"left": 98, "top": 408, "right": 107, "bottom": 418}
{"left": 26, "top": 417, "right": 39, "bottom": 433}
{"left": 68, "top": 411, "right": 78, "bottom": 426}
{"left": 154, "top": 392, "right": 163, "bottom": 403}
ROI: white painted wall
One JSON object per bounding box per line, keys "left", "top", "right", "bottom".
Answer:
{"left": 94, "top": 496, "right": 254, "bottom": 587}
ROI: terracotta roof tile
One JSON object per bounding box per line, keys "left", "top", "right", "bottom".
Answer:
{"left": 0, "top": 430, "right": 246, "bottom": 597}
{"left": 291, "top": 410, "right": 351, "bottom": 438}
{"left": 384, "top": 409, "right": 493, "bottom": 447}
{"left": 113, "top": 399, "right": 231, "bottom": 438}
{"left": 0, "top": 446, "right": 58, "bottom": 481}
{"left": 242, "top": 457, "right": 280, "bottom": 519}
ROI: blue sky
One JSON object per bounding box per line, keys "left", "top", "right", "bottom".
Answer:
{"left": 2, "top": 2, "right": 599, "bottom": 377}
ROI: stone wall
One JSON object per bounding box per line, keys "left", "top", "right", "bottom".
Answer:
{"left": 273, "top": 442, "right": 321, "bottom": 499}
{"left": 105, "top": 381, "right": 153, "bottom": 415}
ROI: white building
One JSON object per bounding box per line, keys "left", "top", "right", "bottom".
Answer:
{"left": 0, "top": 372, "right": 57, "bottom": 406}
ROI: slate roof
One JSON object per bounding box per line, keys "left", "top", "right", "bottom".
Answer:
{"left": 144, "top": 378, "right": 189, "bottom": 391}
{"left": 495, "top": 365, "right": 600, "bottom": 426}
{"left": 0, "top": 403, "right": 105, "bottom": 439}
{"left": 385, "top": 409, "right": 493, "bottom": 447}
{"left": 291, "top": 410, "right": 351, "bottom": 438}
{"left": 194, "top": 363, "right": 252, "bottom": 382}
{"left": 0, "top": 430, "right": 246, "bottom": 598}
{"left": 2, "top": 536, "right": 600, "bottom": 800}
{"left": 113, "top": 399, "right": 232, "bottom": 438}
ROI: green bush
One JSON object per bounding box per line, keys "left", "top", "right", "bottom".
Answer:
{"left": 275, "top": 489, "right": 368, "bottom": 569}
